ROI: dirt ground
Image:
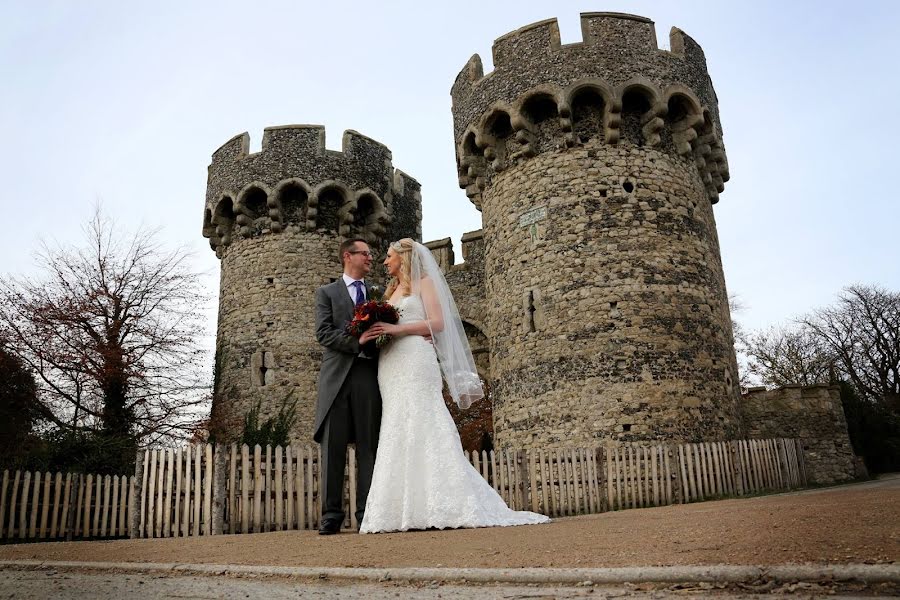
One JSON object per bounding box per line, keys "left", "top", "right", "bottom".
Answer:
{"left": 1, "top": 476, "right": 897, "bottom": 569}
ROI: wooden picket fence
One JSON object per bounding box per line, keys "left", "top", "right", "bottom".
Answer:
{"left": 0, "top": 470, "right": 134, "bottom": 541}
{"left": 133, "top": 444, "right": 334, "bottom": 536}
{"left": 131, "top": 437, "right": 807, "bottom": 538}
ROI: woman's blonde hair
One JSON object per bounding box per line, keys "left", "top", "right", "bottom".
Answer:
{"left": 384, "top": 238, "right": 415, "bottom": 300}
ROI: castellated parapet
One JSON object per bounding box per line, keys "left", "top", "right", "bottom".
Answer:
{"left": 450, "top": 13, "right": 742, "bottom": 448}
{"left": 451, "top": 12, "right": 729, "bottom": 208}
{"left": 203, "top": 125, "right": 421, "bottom": 442}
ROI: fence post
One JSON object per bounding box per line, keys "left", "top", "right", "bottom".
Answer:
{"left": 212, "top": 443, "right": 226, "bottom": 535}
{"left": 64, "top": 473, "right": 80, "bottom": 542}
{"left": 129, "top": 450, "right": 144, "bottom": 539}
{"left": 731, "top": 441, "right": 744, "bottom": 496}
{"left": 595, "top": 447, "right": 607, "bottom": 512}
{"left": 669, "top": 444, "right": 683, "bottom": 504}
{"left": 516, "top": 450, "right": 528, "bottom": 511}
{"left": 796, "top": 438, "right": 809, "bottom": 485}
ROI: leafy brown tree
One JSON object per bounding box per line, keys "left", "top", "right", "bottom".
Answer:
{"left": 0, "top": 209, "right": 209, "bottom": 452}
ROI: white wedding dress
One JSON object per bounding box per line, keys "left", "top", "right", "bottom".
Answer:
{"left": 360, "top": 295, "right": 550, "bottom": 533}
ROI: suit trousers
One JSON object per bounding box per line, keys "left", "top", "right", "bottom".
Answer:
{"left": 319, "top": 357, "right": 381, "bottom": 524}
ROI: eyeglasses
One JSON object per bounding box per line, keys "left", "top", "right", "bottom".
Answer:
{"left": 347, "top": 250, "right": 374, "bottom": 257}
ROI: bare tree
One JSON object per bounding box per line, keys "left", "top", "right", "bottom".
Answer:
{"left": 741, "top": 324, "right": 834, "bottom": 389}
{"left": 0, "top": 209, "right": 210, "bottom": 446}
{"left": 801, "top": 284, "right": 900, "bottom": 408}
{"left": 729, "top": 293, "right": 757, "bottom": 390}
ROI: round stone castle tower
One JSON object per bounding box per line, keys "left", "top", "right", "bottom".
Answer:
{"left": 202, "top": 125, "right": 421, "bottom": 442}
{"left": 451, "top": 13, "right": 743, "bottom": 446}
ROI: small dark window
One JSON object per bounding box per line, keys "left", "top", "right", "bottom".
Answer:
{"left": 623, "top": 424, "right": 632, "bottom": 432}
{"left": 525, "top": 290, "right": 537, "bottom": 333}
{"left": 609, "top": 301, "right": 621, "bottom": 319}
{"left": 623, "top": 181, "right": 634, "bottom": 193}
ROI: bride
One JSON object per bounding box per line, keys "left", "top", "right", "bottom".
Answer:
{"left": 360, "top": 238, "right": 549, "bottom": 533}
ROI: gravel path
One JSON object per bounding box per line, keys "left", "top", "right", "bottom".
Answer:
{"left": 0, "top": 476, "right": 897, "bottom": 569}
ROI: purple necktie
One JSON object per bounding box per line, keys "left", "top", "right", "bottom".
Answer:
{"left": 352, "top": 280, "right": 365, "bottom": 306}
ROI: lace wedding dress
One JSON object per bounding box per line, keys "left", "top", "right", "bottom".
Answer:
{"left": 359, "top": 295, "right": 550, "bottom": 533}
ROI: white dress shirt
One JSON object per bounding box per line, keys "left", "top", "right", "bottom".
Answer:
{"left": 341, "top": 273, "right": 366, "bottom": 303}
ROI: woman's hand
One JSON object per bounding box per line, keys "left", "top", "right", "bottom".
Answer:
{"left": 369, "top": 321, "right": 401, "bottom": 336}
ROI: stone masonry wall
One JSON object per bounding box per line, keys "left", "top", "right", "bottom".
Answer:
{"left": 450, "top": 13, "right": 741, "bottom": 448}
{"left": 482, "top": 141, "right": 742, "bottom": 446}
{"left": 741, "top": 385, "right": 856, "bottom": 485}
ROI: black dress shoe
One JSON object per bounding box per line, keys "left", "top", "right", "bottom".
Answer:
{"left": 318, "top": 518, "right": 341, "bottom": 535}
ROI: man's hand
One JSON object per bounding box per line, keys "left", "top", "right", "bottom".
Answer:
{"left": 359, "top": 329, "right": 379, "bottom": 344}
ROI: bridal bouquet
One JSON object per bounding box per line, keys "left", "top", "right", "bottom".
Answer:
{"left": 346, "top": 298, "right": 400, "bottom": 351}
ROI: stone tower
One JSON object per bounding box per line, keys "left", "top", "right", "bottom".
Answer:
{"left": 202, "top": 125, "right": 421, "bottom": 442}
{"left": 450, "top": 13, "right": 743, "bottom": 447}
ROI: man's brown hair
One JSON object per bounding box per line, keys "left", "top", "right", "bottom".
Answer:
{"left": 339, "top": 238, "right": 369, "bottom": 266}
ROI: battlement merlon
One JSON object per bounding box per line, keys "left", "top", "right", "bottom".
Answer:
{"left": 209, "top": 125, "right": 393, "bottom": 170}
{"left": 210, "top": 132, "right": 250, "bottom": 165}
{"left": 340, "top": 129, "right": 393, "bottom": 163}
{"left": 385, "top": 168, "right": 423, "bottom": 244}
{"left": 425, "top": 237, "right": 455, "bottom": 272}
{"left": 392, "top": 169, "right": 421, "bottom": 197}
{"left": 423, "top": 229, "right": 484, "bottom": 271}
{"left": 669, "top": 26, "right": 707, "bottom": 67}
{"left": 490, "top": 18, "right": 562, "bottom": 71}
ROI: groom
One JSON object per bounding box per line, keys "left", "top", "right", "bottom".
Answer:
{"left": 313, "top": 238, "right": 382, "bottom": 535}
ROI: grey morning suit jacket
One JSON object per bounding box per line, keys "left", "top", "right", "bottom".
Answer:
{"left": 312, "top": 278, "right": 376, "bottom": 442}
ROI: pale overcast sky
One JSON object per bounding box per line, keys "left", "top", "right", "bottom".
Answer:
{"left": 2, "top": 0, "right": 898, "bottom": 347}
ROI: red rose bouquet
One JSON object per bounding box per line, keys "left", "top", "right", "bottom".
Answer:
{"left": 346, "top": 299, "right": 400, "bottom": 352}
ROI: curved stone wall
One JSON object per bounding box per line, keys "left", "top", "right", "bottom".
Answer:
{"left": 450, "top": 13, "right": 742, "bottom": 446}
{"left": 204, "top": 125, "right": 421, "bottom": 442}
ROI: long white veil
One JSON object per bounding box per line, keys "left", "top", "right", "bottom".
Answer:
{"left": 409, "top": 241, "right": 484, "bottom": 409}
